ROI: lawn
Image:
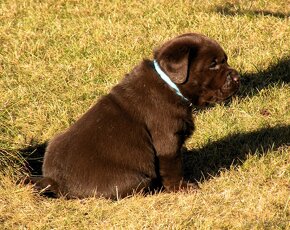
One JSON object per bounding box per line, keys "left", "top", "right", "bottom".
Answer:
{"left": 0, "top": 0, "right": 289, "bottom": 229}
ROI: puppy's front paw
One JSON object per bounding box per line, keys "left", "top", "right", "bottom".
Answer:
{"left": 179, "top": 181, "right": 200, "bottom": 191}
{"left": 165, "top": 180, "right": 199, "bottom": 192}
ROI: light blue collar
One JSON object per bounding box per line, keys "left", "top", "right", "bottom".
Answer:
{"left": 153, "top": 59, "right": 190, "bottom": 103}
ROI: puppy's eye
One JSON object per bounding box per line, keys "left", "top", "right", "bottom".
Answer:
{"left": 209, "top": 60, "right": 217, "bottom": 69}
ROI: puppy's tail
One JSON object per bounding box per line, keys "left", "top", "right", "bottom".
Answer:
{"left": 22, "top": 176, "right": 60, "bottom": 198}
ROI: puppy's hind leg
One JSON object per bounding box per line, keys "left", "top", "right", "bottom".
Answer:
{"left": 24, "top": 176, "right": 60, "bottom": 198}
{"left": 35, "top": 177, "right": 60, "bottom": 198}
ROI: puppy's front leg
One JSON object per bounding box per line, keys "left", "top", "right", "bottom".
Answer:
{"left": 158, "top": 152, "right": 186, "bottom": 191}
{"left": 152, "top": 132, "right": 190, "bottom": 191}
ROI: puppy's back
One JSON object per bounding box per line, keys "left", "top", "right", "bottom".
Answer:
{"left": 42, "top": 66, "right": 158, "bottom": 198}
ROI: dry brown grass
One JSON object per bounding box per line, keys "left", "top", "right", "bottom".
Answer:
{"left": 0, "top": 0, "right": 289, "bottom": 228}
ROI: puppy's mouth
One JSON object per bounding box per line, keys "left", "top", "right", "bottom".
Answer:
{"left": 216, "top": 87, "right": 239, "bottom": 103}
{"left": 199, "top": 87, "right": 239, "bottom": 106}
{"left": 214, "top": 77, "right": 240, "bottom": 103}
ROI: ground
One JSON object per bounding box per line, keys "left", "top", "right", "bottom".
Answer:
{"left": 0, "top": 0, "right": 289, "bottom": 229}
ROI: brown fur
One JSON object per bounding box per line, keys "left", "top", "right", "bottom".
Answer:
{"left": 38, "top": 33, "right": 240, "bottom": 199}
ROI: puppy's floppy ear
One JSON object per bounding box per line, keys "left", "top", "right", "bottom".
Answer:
{"left": 154, "top": 35, "right": 201, "bottom": 84}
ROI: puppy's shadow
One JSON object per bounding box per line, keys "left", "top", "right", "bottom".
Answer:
{"left": 19, "top": 141, "right": 47, "bottom": 176}
{"left": 183, "top": 125, "right": 290, "bottom": 182}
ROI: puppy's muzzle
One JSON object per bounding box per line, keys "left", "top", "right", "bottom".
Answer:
{"left": 222, "top": 69, "right": 240, "bottom": 91}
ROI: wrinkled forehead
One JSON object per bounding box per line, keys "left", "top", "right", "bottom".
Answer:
{"left": 199, "top": 39, "right": 227, "bottom": 59}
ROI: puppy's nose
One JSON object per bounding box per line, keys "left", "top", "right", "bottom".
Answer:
{"left": 232, "top": 74, "right": 240, "bottom": 83}
{"left": 228, "top": 70, "right": 240, "bottom": 84}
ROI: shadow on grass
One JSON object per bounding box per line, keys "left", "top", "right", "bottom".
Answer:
{"left": 19, "top": 141, "right": 47, "bottom": 176}
{"left": 215, "top": 3, "right": 290, "bottom": 19}
{"left": 183, "top": 125, "right": 290, "bottom": 182}
{"left": 238, "top": 57, "right": 290, "bottom": 98}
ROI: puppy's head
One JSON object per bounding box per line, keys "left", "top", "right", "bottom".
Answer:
{"left": 154, "top": 33, "right": 240, "bottom": 106}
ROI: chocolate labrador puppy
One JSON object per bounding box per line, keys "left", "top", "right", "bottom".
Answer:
{"left": 37, "top": 33, "right": 240, "bottom": 199}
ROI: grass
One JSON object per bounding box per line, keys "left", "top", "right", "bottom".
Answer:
{"left": 0, "top": 0, "right": 289, "bottom": 229}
